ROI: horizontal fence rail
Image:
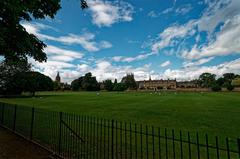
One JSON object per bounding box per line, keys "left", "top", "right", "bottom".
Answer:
{"left": 0, "top": 102, "right": 239, "bottom": 159}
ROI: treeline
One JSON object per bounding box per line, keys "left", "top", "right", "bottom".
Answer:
{"left": 71, "top": 73, "right": 137, "bottom": 91}
{"left": 0, "top": 61, "right": 55, "bottom": 96}
{"left": 198, "top": 73, "right": 240, "bottom": 91}
{"left": 0, "top": 60, "right": 70, "bottom": 96}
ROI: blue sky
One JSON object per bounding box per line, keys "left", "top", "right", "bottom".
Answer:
{"left": 22, "top": 0, "right": 240, "bottom": 83}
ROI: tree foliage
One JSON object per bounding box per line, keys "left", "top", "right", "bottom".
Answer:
{"left": 113, "top": 83, "right": 127, "bottom": 91}
{"left": 21, "top": 72, "right": 54, "bottom": 96}
{"left": 71, "top": 73, "right": 100, "bottom": 91}
{"left": 198, "top": 73, "right": 216, "bottom": 88}
{"left": 121, "top": 73, "right": 137, "bottom": 90}
{"left": 0, "top": 60, "right": 30, "bottom": 95}
{"left": 0, "top": 62, "right": 53, "bottom": 96}
{"left": 0, "top": 0, "right": 88, "bottom": 62}
{"left": 103, "top": 79, "right": 114, "bottom": 91}
{"left": 0, "top": 0, "right": 61, "bottom": 62}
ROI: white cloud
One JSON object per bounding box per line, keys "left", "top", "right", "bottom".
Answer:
{"left": 151, "top": 20, "right": 197, "bottom": 53}
{"left": 175, "top": 4, "right": 192, "bottom": 15}
{"left": 22, "top": 22, "right": 112, "bottom": 52}
{"left": 160, "top": 61, "right": 171, "bottom": 67}
{"left": 182, "top": 14, "right": 240, "bottom": 59}
{"left": 163, "top": 58, "right": 240, "bottom": 81}
{"left": 112, "top": 52, "right": 155, "bottom": 63}
{"left": 161, "top": 7, "right": 174, "bottom": 14}
{"left": 88, "top": 0, "right": 134, "bottom": 27}
{"left": 77, "top": 60, "right": 152, "bottom": 82}
{"left": 183, "top": 57, "right": 214, "bottom": 67}
{"left": 147, "top": 11, "right": 159, "bottom": 18}
{"left": 149, "top": 0, "right": 240, "bottom": 61}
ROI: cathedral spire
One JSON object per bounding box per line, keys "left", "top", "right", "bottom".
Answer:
{"left": 55, "top": 72, "right": 61, "bottom": 83}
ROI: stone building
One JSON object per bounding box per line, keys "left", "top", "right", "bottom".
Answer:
{"left": 137, "top": 77, "right": 177, "bottom": 90}
{"left": 177, "top": 80, "right": 199, "bottom": 88}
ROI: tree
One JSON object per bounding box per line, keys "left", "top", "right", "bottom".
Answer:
{"left": 216, "top": 77, "right": 225, "bottom": 87}
{"left": 103, "top": 79, "right": 113, "bottom": 91}
{"left": 1, "top": 0, "right": 88, "bottom": 62}
{"left": 21, "top": 72, "right": 54, "bottom": 96}
{"left": 198, "top": 73, "right": 216, "bottom": 88}
{"left": 113, "top": 83, "right": 127, "bottom": 91}
{"left": 71, "top": 72, "right": 100, "bottom": 91}
{"left": 221, "top": 73, "right": 235, "bottom": 87}
{"left": 226, "top": 83, "right": 234, "bottom": 91}
{"left": 0, "top": 60, "right": 31, "bottom": 95}
{"left": 82, "top": 72, "right": 100, "bottom": 91}
{"left": 121, "top": 73, "right": 137, "bottom": 90}
{"left": 211, "top": 82, "right": 221, "bottom": 92}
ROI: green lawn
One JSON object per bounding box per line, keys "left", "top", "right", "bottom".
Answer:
{"left": 0, "top": 91, "right": 239, "bottom": 139}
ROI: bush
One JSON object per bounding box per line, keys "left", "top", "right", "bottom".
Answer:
{"left": 211, "top": 83, "right": 221, "bottom": 92}
{"left": 226, "top": 84, "right": 234, "bottom": 91}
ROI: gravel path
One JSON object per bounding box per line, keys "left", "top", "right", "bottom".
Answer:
{"left": 0, "top": 127, "right": 58, "bottom": 159}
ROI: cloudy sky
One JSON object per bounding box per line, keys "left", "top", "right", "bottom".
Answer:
{"left": 22, "top": 0, "right": 240, "bottom": 83}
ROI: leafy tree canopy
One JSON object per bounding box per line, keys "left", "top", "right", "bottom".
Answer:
{"left": 198, "top": 73, "right": 216, "bottom": 88}
{"left": 103, "top": 79, "right": 113, "bottom": 91}
{"left": 121, "top": 73, "right": 137, "bottom": 90}
{"left": 0, "top": 0, "right": 88, "bottom": 62}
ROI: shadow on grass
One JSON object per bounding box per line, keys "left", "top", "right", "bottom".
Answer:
{"left": 0, "top": 94, "right": 58, "bottom": 99}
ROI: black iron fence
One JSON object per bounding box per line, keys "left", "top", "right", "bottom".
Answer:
{"left": 0, "top": 102, "right": 239, "bottom": 159}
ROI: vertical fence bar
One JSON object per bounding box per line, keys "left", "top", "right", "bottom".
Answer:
{"left": 104, "top": 119, "right": 106, "bottom": 159}
{"left": 146, "top": 125, "right": 149, "bottom": 159}
{"left": 116, "top": 121, "right": 118, "bottom": 159}
{"left": 96, "top": 117, "right": 99, "bottom": 159}
{"left": 238, "top": 138, "right": 240, "bottom": 158}
{"left": 180, "top": 131, "right": 183, "bottom": 159}
{"left": 112, "top": 120, "right": 114, "bottom": 159}
{"left": 206, "top": 134, "right": 209, "bottom": 159}
{"left": 130, "top": 122, "right": 132, "bottom": 159}
{"left": 1, "top": 103, "right": 4, "bottom": 124}
{"left": 100, "top": 118, "right": 103, "bottom": 159}
{"left": 125, "top": 122, "right": 127, "bottom": 159}
{"left": 140, "top": 124, "right": 143, "bottom": 159}
{"left": 135, "top": 123, "right": 137, "bottom": 159}
{"left": 188, "top": 132, "right": 191, "bottom": 159}
{"left": 152, "top": 126, "right": 155, "bottom": 159}
{"left": 93, "top": 117, "right": 96, "bottom": 159}
{"left": 172, "top": 130, "right": 175, "bottom": 159}
{"left": 226, "top": 138, "right": 230, "bottom": 159}
{"left": 30, "top": 107, "right": 35, "bottom": 140}
{"left": 120, "top": 121, "right": 123, "bottom": 159}
{"left": 13, "top": 105, "right": 17, "bottom": 131}
{"left": 58, "top": 112, "right": 63, "bottom": 155}
{"left": 158, "top": 128, "right": 161, "bottom": 159}
{"left": 77, "top": 114, "right": 81, "bottom": 159}
{"left": 165, "top": 128, "right": 168, "bottom": 159}
{"left": 216, "top": 136, "right": 220, "bottom": 159}
{"left": 197, "top": 133, "right": 200, "bottom": 159}
{"left": 108, "top": 119, "right": 110, "bottom": 159}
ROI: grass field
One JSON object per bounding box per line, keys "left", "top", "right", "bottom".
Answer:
{"left": 0, "top": 91, "right": 239, "bottom": 139}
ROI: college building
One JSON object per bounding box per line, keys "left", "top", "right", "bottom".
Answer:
{"left": 137, "top": 77, "right": 199, "bottom": 90}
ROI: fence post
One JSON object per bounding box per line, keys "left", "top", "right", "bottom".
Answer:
{"left": 30, "top": 107, "right": 35, "bottom": 140}
{"left": 1, "top": 103, "right": 4, "bottom": 125}
{"left": 13, "top": 105, "right": 17, "bottom": 131}
{"left": 237, "top": 138, "right": 240, "bottom": 158}
{"left": 58, "top": 112, "right": 63, "bottom": 155}
{"left": 111, "top": 120, "right": 114, "bottom": 159}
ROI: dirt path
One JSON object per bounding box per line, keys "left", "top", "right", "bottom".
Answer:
{"left": 0, "top": 127, "right": 58, "bottom": 159}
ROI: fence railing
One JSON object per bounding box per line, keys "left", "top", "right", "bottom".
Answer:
{"left": 0, "top": 102, "right": 239, "bottom": 159}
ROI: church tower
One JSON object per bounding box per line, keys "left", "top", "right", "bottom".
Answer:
{"left": 55, "top": 72, "right": 61, "bottom": 84}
